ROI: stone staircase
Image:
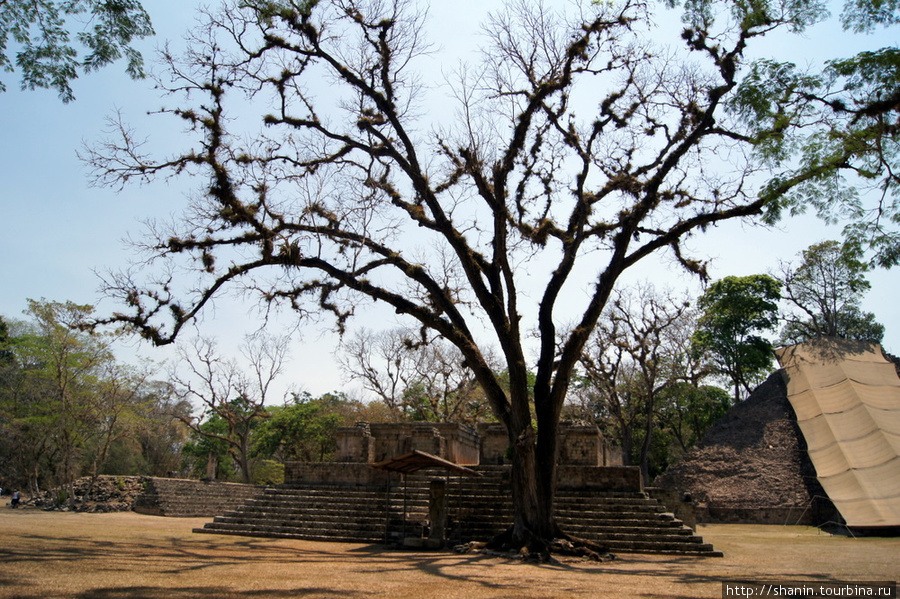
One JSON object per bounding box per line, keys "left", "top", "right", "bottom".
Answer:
{"left": 134, "top": 478, "right": 263, "bottom": 517}
{"left": 194, "top": 467, "right": 721, "bottom": 556}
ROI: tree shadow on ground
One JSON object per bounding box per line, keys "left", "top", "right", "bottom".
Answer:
{"left": 0, "top": 528, "right": 888, "bottom": 599}
{"left": 71, "top": 587, "right": 345, "bottom": 599}
{"left": 347, "top": 542, "right": 880, "bottom": 598}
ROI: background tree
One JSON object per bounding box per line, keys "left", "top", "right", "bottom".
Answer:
{"left": 778, "top": 240, "right": 885, "bottom": 344}
{"left": 0, "top": 304, "right": 186, "bottom": 496}
{"left": 170, "top": 333, "right": 290, "bottom": 483}
{"left": 87, "top": 0, "right": 900, "bottom": 556}
{"left": 575, "top": 285, "right": 700, "bottom": 483}
{"left": 17, "top": 300, "right": 118, "bottom": 500}
{"left": 252, "top": 391, "right": 371, "bottom": 463}
{"left": 337, "top": 329, "right": 418, "bottom": 415}
{"left": 656, "top": 382, "right": 730, "bottom": 453}
{"left": 692, "top": 275, "right": 782, "bottom": 402}
{"left": 339, "top": 328, "right": 490, "bottom": 423}
{"left": 80, "top": 361, "right": 155, "bottom": 492}
{"left": 132, "top": 380, "right": 192, "bottom": 477}
{"left": 180, "top": 413, "right": 239, "bottom": 480}
{"left": 0, "top": 315, "right": 60, "bottom": 495}
{"left": 0, "top": 0, "right": 154, "bottom": 102}
{"left": 0, "top": 316, "right": 13, "bottom": 365}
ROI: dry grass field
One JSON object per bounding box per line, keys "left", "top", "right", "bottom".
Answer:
{"left": 0, "top": 510, "right": 896, "bottom": 598}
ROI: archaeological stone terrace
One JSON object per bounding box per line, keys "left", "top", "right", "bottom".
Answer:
{"left": 195, "top": 422, "right": 722, "bottom": 556}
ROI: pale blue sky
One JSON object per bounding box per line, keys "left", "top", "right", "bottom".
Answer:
{"left": 1, "top": 0, "right": 897, "bottom": 399}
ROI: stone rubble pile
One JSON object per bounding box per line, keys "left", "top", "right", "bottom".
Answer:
{"left": 27, "top": 475, "right": 146, "bottom": 512}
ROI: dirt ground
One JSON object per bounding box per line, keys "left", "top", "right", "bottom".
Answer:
{"left": 0, "top": 510, "right": 896, "bottom": 599}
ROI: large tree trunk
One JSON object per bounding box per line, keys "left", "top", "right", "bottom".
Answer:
{"left": 509, "top": 425, "right": 558, "bottom": 546}
{"left": 487, "top": 419, "right": 609, "bottom": 561}
{"left": 235, "top": 437, "right": 252, "bottom": 484}
{"left": 639, "top": 395, "right": 656, "bottom": 486}
{"left": 620, "top": 424, "right": 634, "bottom": 467}
{"left": 489, "top": 416, "right": 562, "bottom": 556}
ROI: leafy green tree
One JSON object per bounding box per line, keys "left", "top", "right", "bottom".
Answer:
{"left": 253, "top": 392, "right": 347, "bottom": 463}
{"left": 181, "top": 413, "right": 238, "bottom": 480}
{"left": 0, "top": 0, "right": 154, "bottom": 102}
{"left": 17, "top": 300, "right": 118, "bottom": 498}
{"left": 726, "top": 0, "right": 900, "bottom": 267}
{"left": 693, "top": 275, "right": 782, "bottom": 402}
{"left": 133, "top": 380, "right": 192, "bottom": 477}
{"left": 88, "top": 0, "right": 900, "bottom": 555}
{"left": 0, "top": 306, "right": 187, "bottom": 494}
{"left": 778, "top": 240, "right": 885, "bottom": 344}
{"left": 0, "top": 332, "right": 59, "bottom": 495}
{"left": 80, "top": 361, "right": 157, "bottom": 491}
{"left": 0, "top": 316, "right": 13, "bottom": 365}
{"left": 657, "top": 383, "right": 731, "bottom": 453}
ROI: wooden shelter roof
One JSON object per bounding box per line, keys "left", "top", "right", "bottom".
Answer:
{"left": 369, "top": 450, "right": 482, "bottom": 477}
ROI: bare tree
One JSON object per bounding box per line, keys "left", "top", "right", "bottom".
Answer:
{"left": 339, "top": 327, "right": 490, "bottom": 423}
{"left": 576, "top": 285, "right": 696, "bottom": 484}
{"left": 338, "top": 328, "right": 415, "bottom": 414}
{"left": 171, "top": 333, "right": 289, "bottom": 483}
{"left": 85, "top": 0, "right": 894, "bottom": 555}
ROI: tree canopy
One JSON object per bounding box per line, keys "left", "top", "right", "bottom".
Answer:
{"left": 0, "top": 300, "right": 185, "bottom": 496}
{"left": 723, "top": 0, "right": 900, "bottom": 266}
{"left": 86, "top": 0, "right": 900, "bottom": 556}
{"left": 0, "top": 0, "right": 154, "bottom": 102}
{"left": 778, "top": 240, "right": 885, "bottom": 344}
{"left": 692, "top": 275, "right": 782, "bottom": 401}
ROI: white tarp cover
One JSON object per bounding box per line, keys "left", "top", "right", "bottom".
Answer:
{"left": 775, "top": 338, "right": 900, "bottom": 527}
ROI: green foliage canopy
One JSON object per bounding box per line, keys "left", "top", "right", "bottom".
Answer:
{"left": 692, "top": 275, "right": 782, "bottom": 401}
{"left": 0, "top": 0, "right": 154, "bottom": 102}
{"left": 0, "top": 300, "right": 180, "bottom": 495}
{"left": 252, "top": 392, "right": 344, "bottom": 463}
{"left": 707, "top": 0, "right": 900, "bottom": 266}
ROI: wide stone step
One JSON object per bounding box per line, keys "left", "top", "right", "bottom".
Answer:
{"left": 192, "top": 478, "right": 721, "bottom": 557}
{"left": 211, "top": 516, "right": 389, "bottom": 534}
{"left": 557, "top": 503, "right": 664, "bottom": 514}
{"left": 195, "top": 523, "right": 383, "bottom": 543}
{"left": 215, "top": 512, "right": 389, "bottom": 526}
{"left": 558, "top": 511, "right": 678, "bottom": 524}
{"left": 245, "top": 497, "right": 430, "bottom": 510}
{"left": 223, "top": 505, "right": 393, "bottom": 517}
{"left": 558, "top": 518, "right": 684, "bottom": 531}
{"left": 556, "top": 495, "right": 658, "bottom": 505}
{"left": 560, "top": 523, "right": 694, "bottom": 536}
{"left": 604, "top": 540, "right": 722, "bottom": 556}
{"left": 582, "top": 530, "right": 703, "bottom": 542}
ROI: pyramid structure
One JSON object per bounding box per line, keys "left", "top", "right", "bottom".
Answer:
{"left": 658, "top": 338, "right": 900, "bottom": 530}
{"left": 655, "top": 372, "right": 832, "bottom": 525}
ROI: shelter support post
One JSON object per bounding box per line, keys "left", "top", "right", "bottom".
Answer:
{"left": 428, "top": 479, "right": 447, "bottom": 543}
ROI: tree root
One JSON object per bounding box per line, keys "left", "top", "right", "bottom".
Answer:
{"left": 455, "top": 527, "right": 614, "bottom": 563}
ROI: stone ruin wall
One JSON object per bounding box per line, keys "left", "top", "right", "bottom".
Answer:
{"left": 475, "top": 423, "right": 621, "bottom": 466}
{"left": 336, "top": 422, "right": 481, "bottom": 465}
{"left": 334, "top": 421, "right": 617, "bottom": 468}
{"left": 286, "top": 422, "right": 641, "bottom": 493}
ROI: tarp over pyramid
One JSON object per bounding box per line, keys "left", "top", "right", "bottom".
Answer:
{"left": 775, "top": 338, "right": 900, "bottom": 528}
